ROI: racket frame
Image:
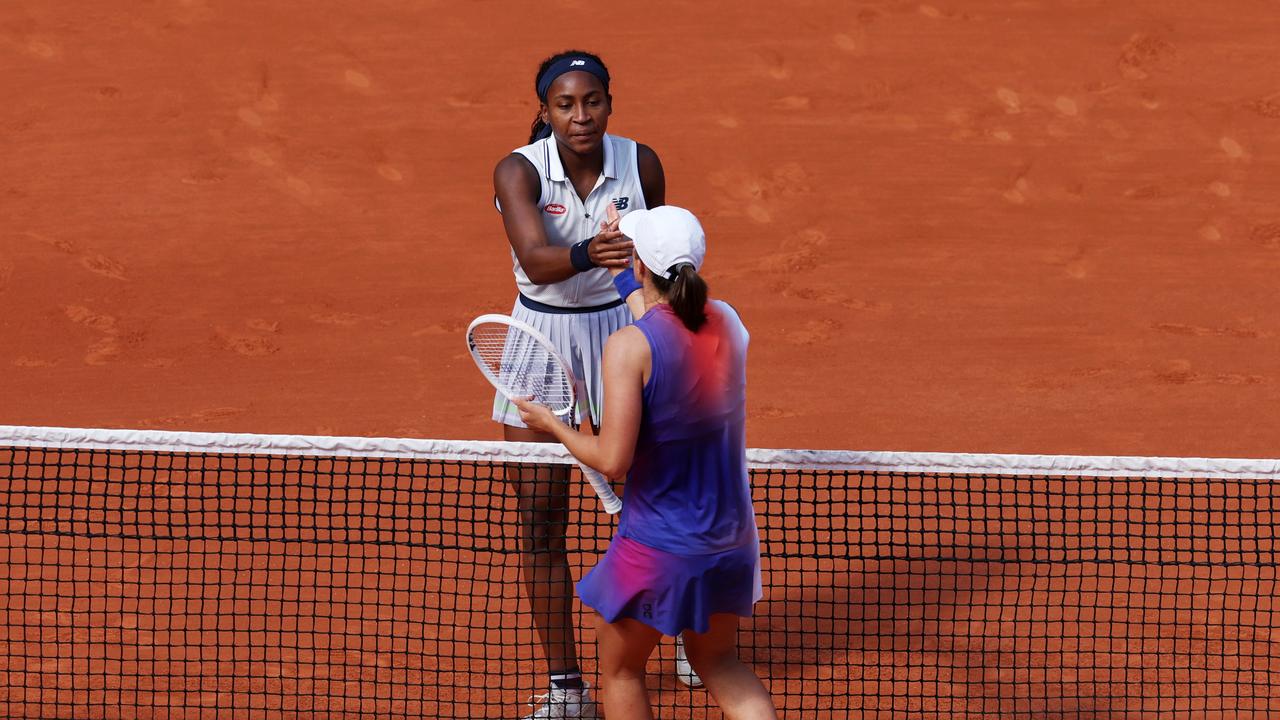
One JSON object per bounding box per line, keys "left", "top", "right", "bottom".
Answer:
{"left": 466, "top": 312, "right": 623, "bottom": 514}
{"left": 466, "top": 313, "right": 578, "bottom": 418}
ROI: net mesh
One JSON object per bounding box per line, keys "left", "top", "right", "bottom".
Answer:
{"left": 1, "top": 426, "right": 1278, "bottom": 719}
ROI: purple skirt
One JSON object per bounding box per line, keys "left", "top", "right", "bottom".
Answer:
{"left": 577, "top": 536, "right": 758, "bottom": 636}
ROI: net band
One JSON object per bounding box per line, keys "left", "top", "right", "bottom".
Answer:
{"left": 3, "top": 424, "right": 1277, "bottom": 478}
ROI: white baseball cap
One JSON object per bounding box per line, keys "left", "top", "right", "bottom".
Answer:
{"left": 618, "top": 205, "right": 706, "bottom": 279}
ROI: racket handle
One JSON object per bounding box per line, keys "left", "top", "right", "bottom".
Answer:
{"left": 578, "top": 463, "right": 622, "bottom": 514}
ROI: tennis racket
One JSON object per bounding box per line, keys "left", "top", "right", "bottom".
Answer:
{"left": 466, "top": 313, "right": 623, "bottom": 514}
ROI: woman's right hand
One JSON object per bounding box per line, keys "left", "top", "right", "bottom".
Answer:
{"left": 512, "top": 396, "right": 561, "bottom": 435}
{"left": 590, "top": 205, "right": 631, "bottom": 269}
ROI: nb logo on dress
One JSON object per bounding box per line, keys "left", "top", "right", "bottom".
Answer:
{"left": 611, "top": 197, "right": 629, "bottom": 211}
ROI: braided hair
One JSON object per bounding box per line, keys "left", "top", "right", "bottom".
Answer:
{"left": 528, "top": 50, "right": 611, "bottom": 144}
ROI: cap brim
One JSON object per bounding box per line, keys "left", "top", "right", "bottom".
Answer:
{"left": 618, "top": 210, "right": 644, "bottom": 240}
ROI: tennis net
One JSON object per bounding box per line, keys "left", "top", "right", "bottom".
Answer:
{"left": 1, "top": 425, "right": 1277, "bottom": 719}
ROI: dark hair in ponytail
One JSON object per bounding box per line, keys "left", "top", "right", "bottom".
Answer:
{"left": 528, "top": 49, "right": 611, "bottom": 144}
{"left": 650, "top": 264, "right": 708, "bottom": 332}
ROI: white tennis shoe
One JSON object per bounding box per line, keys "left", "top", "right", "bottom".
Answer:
{"left": 674, "top": 634, "right": 704, "bottom": 688}
{"left": 521, "top": 683, "right": 600, "bottom": 719}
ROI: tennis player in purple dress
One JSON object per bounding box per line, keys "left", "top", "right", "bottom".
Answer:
{"left": 515, "top": 206, "right": 777, "bottom": 720}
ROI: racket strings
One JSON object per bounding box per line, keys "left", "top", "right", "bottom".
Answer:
{"left": 471, "top": 323, "right": 574, "bottom": 414}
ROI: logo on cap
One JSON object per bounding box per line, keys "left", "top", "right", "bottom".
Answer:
{"left": 543, "top": 203, "right": 567, "bottom": 215}
{"left": 570, "top": 60, "right": 585, "bottom": 66}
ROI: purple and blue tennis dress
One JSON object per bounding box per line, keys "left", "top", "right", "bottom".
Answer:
{"left": 576, "top": 300, "right": 762, "bottom": 636}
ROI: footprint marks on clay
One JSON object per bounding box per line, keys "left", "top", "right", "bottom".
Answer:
{"left": 1019, "top": 367, "right": 1117, "bottom": 392}
{"left": 914, "top": 3, "right": 976, "bottom": 20}
{"left": 784, "top": 318, "right": 845, "bottom": 347}
{"left": 181, "top": 165, "right": 228, "bottom": 185}
{"left": 1043, "top": 243, "right": 1091, "bottom": 280}
{"left": 753, "top": 49, "right": 791, "bottom": 80}
{"left": 995, "top": 87, "right": 1022, "bottom": 114}
{"left": 344, "top": 69, "right": 372, "bottom": 90}
{"left": 309, "top": 312, "right": 374, "bottom": 327}
{"left": 365, "top": 144, "right": 409, "bottom": 184}
{"left": 1122, "top": 184, "right": 1169, "bottom": 201}
{"left": 1198, "top": 224, "right": 1223, "bottom": 242}
{"left": 212, "top": 328, "right": 280, "bottom": 357}
{"left": 210, "top": 318, "right": 285, "bottom": 357}
{"left": 142, "top": 407, "right": 248, "bottom": 428}
{"left": 1220, "top": 137, "right": 1247, "bottom": 160}
{"left": 21, "top": 37, "right": 61, "bottom": 60}
{"left": 771, "top": 96, "right": 811, "bottom": 111}
{"left": 411, "top": 323, "right": 453, "bottom": 338}
{"left": 230, "top": 74, "right": 340, "bottom": 206}
{"left": 756, "top": 228, "right": 893, "bottom": 313}
{"left": 1152, "top": 360, "right": 1267, "bottom": 386}
{"left": 1118, "top": 33, "right": 1178, "bottom": 80}
{"left": 64, "top": 305, "right": 118, "bottom": 334}
{"left": 707, "top": 164, "right": 811, "bottom": 224}
{"left": 32, "top": 232, "right": 77, "bottom": 255}
{"left": 759, "top": 228, "right": 829, "bottom": 273}
{"left": 751, "top": 404, "right": 798, "bottom": 421}
{"left": 80, "top": 254, "right": 129, "bottom": 280}
{"left": 84, "top": 336, "right": 128, "bottom": 366}
{"left": 759, "top": 227, "right": 892, "bottom": 313}
{"left": 1151, "top": 322, "right": 1270, "bottom": 340}
{"left": 29, "top": 233, "right": 131, "bottom": 281}
{"left": 832, "top": 33, "right": 863, "bottom": 54}
{"left": 246, "top": 318, "right": 281, "bottom": 333}
{"left": 411, "top": 310, "right": 483, "bottom": 338}
{"left": 62, "top": 304, "right": 144, "bottom": 365}
{"left": 1244, "top": 95, "right": 1280, "bottom": 119}
{"left": 774, "top": 281, "right": 893, "bottom": 313}
{"left": 12, "top": 357, "right": 59, "bottom": 368}
{"left": 1250, "top": 223, "right": 1280, "bottom": 249}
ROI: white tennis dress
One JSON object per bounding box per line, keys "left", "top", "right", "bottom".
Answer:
{"left": 493, "top": 133, "right": 648, "bottom": 428}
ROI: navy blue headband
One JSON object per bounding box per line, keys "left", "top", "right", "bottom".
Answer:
{"left": 536, "top": 56, "right": 610, "bottom": 100}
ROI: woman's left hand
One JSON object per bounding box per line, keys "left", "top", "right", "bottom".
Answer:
{"left": 604, "top": 203, "right": 631, "bottom": 278}
{"left": 512, "top": 397, "right": 560, "bottom": 434}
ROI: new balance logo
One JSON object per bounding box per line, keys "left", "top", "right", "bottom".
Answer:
{"left": 612, "top": 197, "right": 630, "bottom": 211}
{"left": 570, "top": 60, "right": 586, "bottom": 66}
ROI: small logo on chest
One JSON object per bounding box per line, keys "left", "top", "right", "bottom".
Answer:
{"left": 612, "top": 197, "right": 630, "bottom": 211}
{"left": 543, "top": 203, "right": 567, "bottom": 215}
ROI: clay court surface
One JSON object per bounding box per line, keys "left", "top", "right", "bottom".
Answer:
{"left": 3, "top": 0, "right": 1278, "bottom": 457}
{"left": 1, "top": 3, "right": 1278, "bottom": 718}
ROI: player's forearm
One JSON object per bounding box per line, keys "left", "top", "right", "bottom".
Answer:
{"left": 549, "top": 424, "right": 631, "bottom": 479}
{"left": 517, "top": 246, "right": 579, "bottom": 284}
{"left": 623, "top": 290, "right": 645, "bottom": 319}
{"left": 547, "top": 423, "right": 605, "bottom": 471}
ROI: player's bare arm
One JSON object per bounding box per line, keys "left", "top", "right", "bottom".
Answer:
{"left": 495, "top": 158, "right": 631, "bottom": 285}
{"left": 637, "top": 143, "right": 665, "bottom": 208}
{"left": 516, "top": 327, "right": 646, "bottom": 478}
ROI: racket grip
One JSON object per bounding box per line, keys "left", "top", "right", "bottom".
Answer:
{"left": 578, "top": 463, "right": 622, "bottom": 514}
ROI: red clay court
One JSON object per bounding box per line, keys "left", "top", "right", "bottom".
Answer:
{"left": 2, "top": 1, "right": 1279, "bottom": 718}
{"left": 4, "top": 0, "right": 1278, "bottom": 455}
